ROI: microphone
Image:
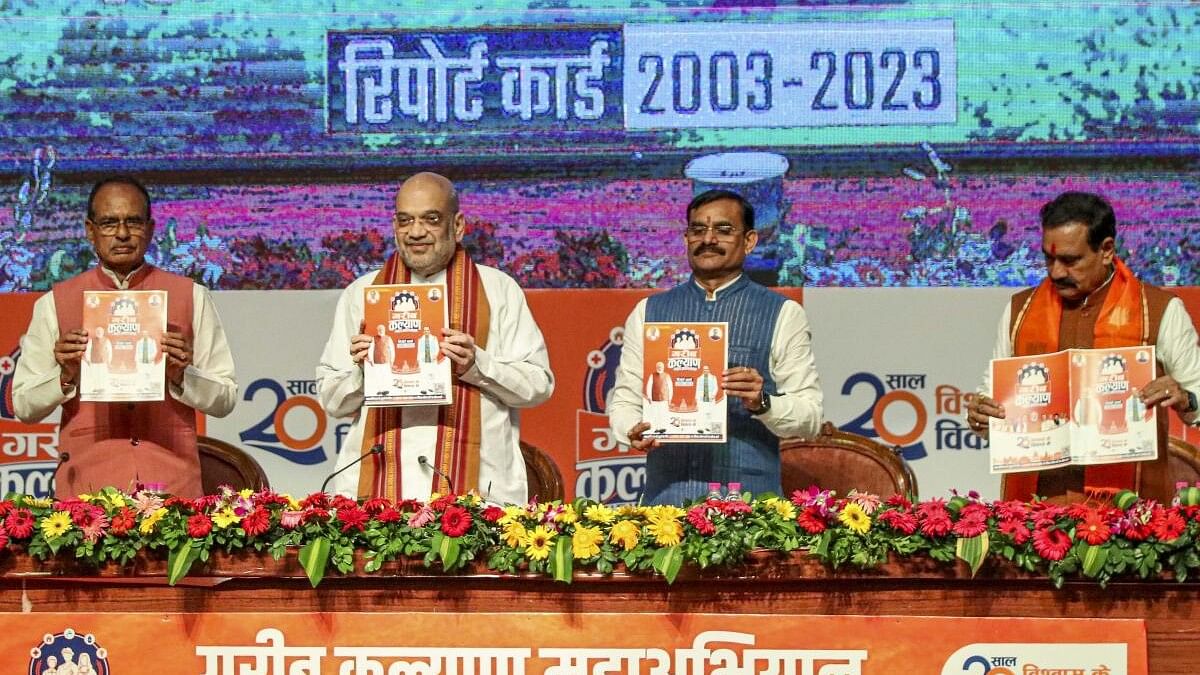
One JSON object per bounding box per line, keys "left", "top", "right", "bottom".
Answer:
{"left": 320, "top": 444, "right": 382, "bottom": 494}
{"left": 417, "top": 455, "right": 454, "bottom": 492}
{"left": 49, "top": 452, "right": 71, "bottom": 496}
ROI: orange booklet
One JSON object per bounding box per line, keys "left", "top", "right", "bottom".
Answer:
{"left": 641, "top": 322, "right": 728, "bottom": 443}
{"left": 989, "top": 345, "right": 1157, "bottom": 473}
{"left": 362, "top": 283, "right": 451, "bottom": 407}
{"left": 79, "top": 290, "right": 168, "bottom": 402}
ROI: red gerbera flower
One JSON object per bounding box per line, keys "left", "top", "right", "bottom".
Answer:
{"left": 186, "top": 513, "right": 213, "bottom": 538}
{"left": 5, "top": 509, "right": 34, "bottom": 539}
{"left": 919, "top": 513, "right": 952, "bottom": 537}
{"left": 1153, "top": 510, "right": 1187, "bottom": 542}
{"left": 885, "top": 494, "right": 913, "bottom": 510}
{"left": 430, "top": 494, "right": 458, "bottom": 512}
{"left": 375, "top": 507, "right": 402, "bottom": 523}
{"left": 109, "top": 507, "right": 136, "bottom": 536}
{"left": 1076, "top": 512, "right": 1111, "bottom": 545}
{"left": 952, "top": 514, "right": 988, "bottom": 537}
{"left": 957, "top": 502, "right": 991, "bottom": 522}
{"left": 440, "top": 505, "right": 473, "bottom": 537}
{"left": 0, "top": 500, "right": 15, "bottom": 518}
{"left": 301, "top": 493, "right": 331, "bottom": 509}
{"left": 993, "top": 500, "right": 1030, "bottom": 522}
{"left": 1032, "top": 527, "right": 1072, "bottom": 561}
{"left": 362, "top": 497, "right": 392, "bottom": 515}
{"left": 686, "top": 507, "right": 715, "bottom": 536}
{"left": 481, "top": 506, "right": 504, "bottom": 523}
{"left": 876, "top": 510, "right": 917, "bottom": 535}
{"left": 716, "top": 499, "right": 752, "bottom": 517}
{"left": 796, "top": 507, "right": 827, "bottom": 534}
{"left": 330, "top": 495, "right": 358, "bottom": 511}
{"left": 241, "top": 507, "right": 271, "bottom": 537}
{"left": 998, "top": 518, "right": 1031, "bottom": 545}
{"left": 336, "top": 506, "right": 370, "bottom": 533}
{"left": 302, "top": 507, "right": 330, "bottom": 524}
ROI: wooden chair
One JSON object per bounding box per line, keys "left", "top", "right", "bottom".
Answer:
{"left": 520, "top": 441, "right": 564, "bottom": 502}
{"left": 197, "top": 435, "right": 270, "bottom": 494}
{"left": 1168, "top": 436, "right": 1200, "bottom": 485}
{"left": 779, "top": 422, "right": 918, "bottom": 500}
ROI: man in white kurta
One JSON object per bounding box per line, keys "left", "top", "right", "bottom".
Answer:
{"left": 316, "top": 173, "right": 553, "bottom": 505}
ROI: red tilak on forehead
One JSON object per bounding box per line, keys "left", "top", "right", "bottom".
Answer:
{"left": 1049, "top": 243, "right": 1057, "bottom": 256}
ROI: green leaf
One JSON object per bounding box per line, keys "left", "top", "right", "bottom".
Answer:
{"left": 298, "top": 537, "right": 332, "bottom": 588}
{"left": 955, "top": 531, "right": 989, "bottom": 577}
{"left": 551, "top": 536, "right": 573, "bottom": 583}
{"left": 166, "top": 540, "right": 200, "bottom": 586}
{"left": 1080, "top": 542, "right": 1110, "bottom": 578}
{"left": 432, "top": 531, "right": 461, "bottom": 571}
{"left": 812, "top": 530, "right": 832, "bottom": 559}
{"left": 651, "top": 545, "right": 683, "bottom": 584}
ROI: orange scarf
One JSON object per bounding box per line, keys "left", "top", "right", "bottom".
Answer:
{"left": 1005, "top": 258, "right": 1150, "bottom": 500}
{"left": 357, "top": 248, "right": 490, "bottom": 499}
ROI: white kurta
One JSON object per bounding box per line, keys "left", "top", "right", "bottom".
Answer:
{"left": 13, "top": 266, "right": 238, "bottom": 424}
{"left": 316, "top": 265, "right": 554, "bottom": 504}
{"left": 980, "top": 296, "right": 1200, "bottom": 426}
{"left": 608, "top": 277, "right": 824, "bottom": 446}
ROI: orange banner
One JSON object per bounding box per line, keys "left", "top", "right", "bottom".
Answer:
{"left": 3, "top": 611, "right": 1145, "bottom": 674}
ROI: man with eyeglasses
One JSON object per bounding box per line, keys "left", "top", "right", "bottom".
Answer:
{"left": 316, "top": 172, "right": 553, "bottom": 504}
{"left": 13, "top": 176, "right": 237, "bottom": 497}
{"left": 608, "top": 189, "right": 823, "bottom": 505}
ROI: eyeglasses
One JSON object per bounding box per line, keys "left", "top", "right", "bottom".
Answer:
{"left": 90, "top": 217, "right": 150, "bottom": 236}
{"left": 685, "top": 223, "right": 745, "bottom": 240}
{"left": 394, "top": 211, "right": 452, "bottom": 231}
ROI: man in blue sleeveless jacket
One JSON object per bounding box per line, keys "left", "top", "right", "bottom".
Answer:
{"left": 608, "top": 189, "right": 824, "bottom": 505}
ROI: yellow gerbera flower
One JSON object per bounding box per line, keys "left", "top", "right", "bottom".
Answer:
{"left": 139, "top": 507, "right": 168, "bottom": 535}
{"left": 524, "top": 525, "right": 556, "bottom": 560}
{"left": 617, "top": 504, "right": 644, "bottom": 519}
{"left": 212, "top": 507, "right": 242, "bottom": 529}
{"left": 239, "top": 488, "right": 254, "bottom": 499}
{"left": 646, "top": 505, "right": 686, "bottom": 523}
{"left": 554, "top": 505, "right": 578, "bottom": 525}
{"left": 23, "top": 496, "right": 52, "bottom": 509}
{"left": 40, "top": 511, "right": 73, "bottom": 540}
{"left": 282, "top": 494, "right": 302, "bottom": 510}
{"left": 838, "top": 503, "right": 871, "bottom": 534}
{"left": 502, "top": 521, "right": 528, "bottom": 548}
{"left": 571, "top": 525, "right": 604, "bottom": 559}
{"left": 498, "top": 505, "right": 527, "bottom": 527}
{"left": 610, "top": 519, "right": 641, "bottom": 551}
{"left": 648, "top": 518, "right": 684, "bottom": 547}
{"left": 763, "top": 497, "right": 797, "bottom": 521}
{"left": 583, "top": 503, "right": 616, "bottom": 524}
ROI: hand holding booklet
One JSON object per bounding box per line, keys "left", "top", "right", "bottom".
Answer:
{"left": 641, "top": 321, "right": 728, "bottom": 443}
{"left": 80, "top": 290, "right": 168, "bottom": 402}
{"left": 362, "top": 283, "right": 452, "bottom": 407}
{"left": 989, "top": 345, "right": 1158, "bottom": 474}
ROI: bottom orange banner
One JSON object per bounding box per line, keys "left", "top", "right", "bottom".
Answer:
{"left": 4, "top": 611, "right": 1144, "bottom": 674}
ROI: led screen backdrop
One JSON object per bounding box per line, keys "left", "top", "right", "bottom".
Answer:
{"left": 1, "top": 0, "right": 1198, "bottom": 292}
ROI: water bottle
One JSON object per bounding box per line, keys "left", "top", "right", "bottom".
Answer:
{"left": 706, "top": 482, "right": 723, "bottom": 501}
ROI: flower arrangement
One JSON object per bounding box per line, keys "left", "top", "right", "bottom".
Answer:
{"left": 8, "top": 483, "right": 1200, "bottom": 588}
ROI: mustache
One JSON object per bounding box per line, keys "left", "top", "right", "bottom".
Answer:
{"left": 1053, "top": 277, "right": 1078, "bottom": 289}
{"left": 692, "top": 244, "right": 725, "bottom": 256}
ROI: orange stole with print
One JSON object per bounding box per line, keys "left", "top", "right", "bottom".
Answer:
{"left": 1005, "top": 258, "right": 1149, "bottom": 500}
{"left": 357, "top": 248, "right": 490, "bottom": 500}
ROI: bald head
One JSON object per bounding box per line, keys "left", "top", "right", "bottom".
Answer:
{"left": 398, "top": 172, "right": 459, "bottom": 213}
{"left": 392, "top": 172, "right": 465, "bottom": 277}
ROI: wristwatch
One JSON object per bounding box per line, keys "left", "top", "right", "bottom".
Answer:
{"left": 1186, "top": 390, "right": 1199, "bottom": 414}
{"left": 749, "top": 392, "right": 771, "bottom": 416}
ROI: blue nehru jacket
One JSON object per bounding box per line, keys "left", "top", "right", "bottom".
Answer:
{"left": 641, "top": 275, "right": 786, "bottom": 505}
